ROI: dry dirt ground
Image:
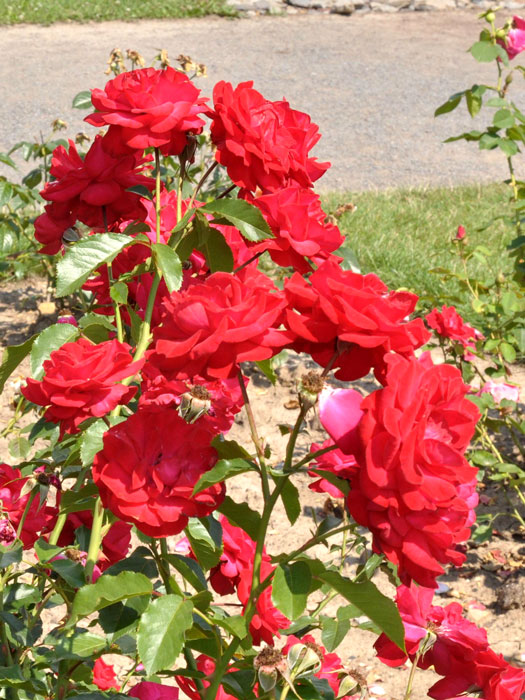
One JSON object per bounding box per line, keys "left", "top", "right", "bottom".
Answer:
{"left": 1, "top": 278, "right": 525, "bottom": 699}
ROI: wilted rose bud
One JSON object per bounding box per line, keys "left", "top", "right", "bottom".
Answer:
{"left": 298, "top": 370, "right": 324, "bottom": 412}
{"left": 179, "top": 385, "right": 212, "bottom": 424}
{"left": 254, "top": 647, "right": 287, "bottom": 692}
{"left": 0, "top": 518, "right": 17, "bottom": 547}
{"left": 51, "top": 119, "right": 68, "bottom": 132}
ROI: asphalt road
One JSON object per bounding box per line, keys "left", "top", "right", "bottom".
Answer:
{"left": 1, "top": 12, "right": 524, "bottom": 191}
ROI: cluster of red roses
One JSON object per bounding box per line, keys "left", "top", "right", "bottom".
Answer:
{"left": 13, "top": 63, "right": 523, "bottom": 698}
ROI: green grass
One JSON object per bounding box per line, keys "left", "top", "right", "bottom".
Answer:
{"left": 322, "top": 183, "right": 514, "bottom": 322}
{"left": 0, "top": 0, "right": 236, "bottom": 25}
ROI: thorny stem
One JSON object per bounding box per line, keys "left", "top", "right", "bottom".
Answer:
{"left": 233, "top": 250, "right": 264, "bottom": 274}
{"left": 292, "top": 443, "right": 338, "bottom": 471}
{"left": 237, "top": 370, "right": 270, "bottom": 500}
{"left": 403, "top": 647, "right": 423, "bottom": 700}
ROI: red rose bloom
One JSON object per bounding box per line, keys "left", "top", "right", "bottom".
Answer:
{"left": 93, "top": 658, "right": 120, "bottom": 691}
{"left": 210, "top": 81, "right": 329, "bottom": 192}
{"left": 322, "top": 353, "right": 480, "bottom": 588}
{"left": 86, "top": 67, "right": 208, "bottom": 155}
{"left": 57, "top": 510, "right": 131, "bottom": 571}
{"left": 375, "top": 583, "right": 488, "bottom": 673}
{"left": 33, "top": 202, "right": 76, "bottom": 255}
{"left": 22, "top": 338, "right": 143, "bottom": 436}
{"left": 426, "top": 305, "right": 481, "bottom": 352}
{"left": 148, "top": 267, "right": 288, "bottom": 380}
{"left": 284, "top": 259, "right": 430, "bottom": 383}
{"left": 128, "top": 681, "right": 179, "bottom": 700}
{"left": 0, "top": 464, "right": 57, "bottom": 548}
{"left": 92, "top": 409, "right": 223, "bottom": 537}
{"left": 175, "top": 655, "right": 235, "bottom": 700}
{"left": 41, "top": 135, "right": 153, "bottom": 229}
{"left": 244, "top": 186, "right": 344, "bottom": 273}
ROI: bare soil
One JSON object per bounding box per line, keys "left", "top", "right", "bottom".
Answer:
{"left": 1, "top": 278, "right": 524, "bottom": 699}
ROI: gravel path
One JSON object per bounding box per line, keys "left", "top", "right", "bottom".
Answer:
{"left": 1, "top": 12, "right": 525, "bottom": 191}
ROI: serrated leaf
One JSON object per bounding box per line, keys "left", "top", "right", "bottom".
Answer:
{"left": 200, "top": 199, "right": 273, "bottom": 242}
{"left": 493, "top": 108, "right": 515, "bottom": 129}
{"left": 72, "top": 90, "right": 93, "bottom": 109}
{"left": 166, "top": 554, "right": 207, "bottom": 592}
{"left": 56, "top": 233, "right": 134, "bottom": 297}
{"left": 0, "top": 542, "right": 23, "bottom": 569}
{"left": 99, "top": 595, "right": 150, "bottom": 643}
{"left": 104, "top": 546, "right": 158, "bottom": 578}
{"left": 217, "top": 496, "right": 261, "bottom": 541}
{"left": 186, "top": 517, "right": 223, "bottom": 570}
{"left": 110, "top": 281, "right": 129, "bottom": 305}
{"left": 321, "top": 615, "right": 350, "bottom": 652}
{"left": 277, "top": 477, "right": 301, "bottom": 525}
{"left": 0, "top": 665, "right": 46, "bottom": 692}
{"left": 126, "top": 185, "right": 153, "bottom": 200}
{"left": 272, "top": 562, "right": 311, "bottom": 619}
{"left": 137, "top": 595, "right": 193, "bottom": 675}
{"left": 192, "top": 458, "right": 255, "bottom": 496}
{"left": 434, "top": 92, "right": 463, "bottom": 117}
{"left": 152, "top": 242, "right": 183, "bottom": 293}
{"left": 0, "top": 333, "right": 37, "bottom": 393}
{"left": 255, "top": 359, "right": 278, "bottom": 385}
{"left": 72, "top": 571, "right": 153, "bottom": 619}
{"left": 79, "top": 419, "right": 107, "bottom": 467}
{"left": 44, "top": 630, "right": 107, "bottom": 661}
{"left": 470, "top": 40, "right": 506, "bottom": 63}
{"left": 317, "top": 571, "right": 405, "bottom": 651}
{"left": 78, "top": 313, "right": 117, "bottom": 332}
{"left": 29, "top": 323, "right": 79, "bottom": 380}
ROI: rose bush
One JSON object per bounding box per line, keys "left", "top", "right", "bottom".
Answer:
{"left": 0, "top": 45, "right": 523, "bottom": 700}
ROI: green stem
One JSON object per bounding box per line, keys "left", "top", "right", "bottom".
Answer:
{"left": 403, "top": 650, "right": 421, "bottom": 700}
{"left": 184, "top": 648, "right": 206, "bottom": 697}
{"left": 291, "top": 443, "right": 338, "bottom": 471}
{"left": 237, "top": 369, "right": 269, "bottom": 499}
{"left": 284, "top": 406, "right": 308, "bottom": 472}
{"left": 155, "top": 148, "right": 162, "bottom": 245}
{"left": 16, "top": 490, "right": 38, "bottom": 540}
{"left": 85, "top": 497, "right": 104, "bottom": 582}
{"left": 188, "top": 161, "right": 218, "bottom": 210}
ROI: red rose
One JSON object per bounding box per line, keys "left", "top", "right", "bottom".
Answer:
{"left": 93, "top": 658, "right": 120, "bottom": 691}
{"left": 426, "top": 305, "right": 482, "bottom": 352}
{"left": 92, "top": 409, "right": 223, "bottom": 537}
{"left": 210, "top": 81, "right": 329, "bottom": 192}
{"left": 86, "top": 67, "right": 208, "bottom": 155}
{"left": 148, "top": 268, "right": 288, "bottom": 380}
{"left": 244, "top": 186, "right": 344, "bottom": 273}
{"left": 33, "top": 202, "right": 76, "bottom": 255}
{"left": 0, "top": 464, "right": 57, "bottom": 548}
{"left": 22, "top": 338, "right": 144, "bottom": 436}
{"left": 41, "top": 136, "right": 153, "bottom": 230}
{"left": 331, "top": 353, "right": 480, "bottom": 588}
{"left": 57, "top": 510, "right": 131, "bottom": 571}
{"left": 175, "top": 656, "right": 235, "bottom": 700}
{"left": 128, "top": 681, "right": 179, "bottom": 700}
{"left": 284, "top": 259, "right": 430, "bottom": 383}
{"left": 375, "top": 583, "right": 488, "bottom": 672}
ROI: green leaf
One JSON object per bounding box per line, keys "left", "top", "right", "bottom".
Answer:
{"left": 44, "top": 630, "right": 107, "bottom": 661}
{"left": 34, "top": 540, "right": 86, "bottom": 588}
{"left": 200, "top": 199, "right": 273, "bottom": 242}
{"left": 71, "top": 571, "right": 153, "bottom": 619}
{"left": 192, "top": 458, "right": 255, "bottom": 496}
{"left": 272, "top": 562, "right": 311, "bottom": 619}
{"left": 211, "top": 436, "right": 252, "bottom": 460}
{"left": 214, "top": 613, "right": 248, "bottom": 640}
{"left": 79, "top": 419, "right": 108, "bottom": 468}
{"left": 500, "top": 341, "right": 516, "bottom": 363}
{"left": 309, "top": 468, "right": 349, "bottom": 497}
{"left": 321, "top": 615, "right": 350, "bottom": 652}
{"left": 192, "top": 213, "right": 234, "bottom": 273}
{"left": 72, "top": 90, "right": 93, "bottom": 109}
{"left": 0, "top": 543, "right": 23, "bottom": 569}
{"left": 0, "top": 152, "right": 16, "bottom": 169}
{"left": 166, "top": 554, "right": 207, "bottom": 592}
{"left": 152, "top": 242, "right": 183, "bottom": 293}
{"left": 0, "top": 333, "right": 37, "bottom": 393}
{"left": 137, "top": 595, "right": 194, "bottom": 675}
{"left": 104, "top": 546, "right": 158, "bottom": 578}
{"left": 126, "top": 185, "right": 153, "bottom": 200}
{"left": 317, "top": 571, "right": 405, "bottom": 651}
{"left": 22, "top": 168, "right": 42, "bottom": 189}
{"left": 78, "top": 313, "right": 116, "bottom": 333}
{"left": 470, "top": 40, "right": 506, "bottom": 63}
{"left": 493, "top": 108, "right": 515, "bottom": 129}
{"left": 8, "top": 436, "right": 30, "bottom": 460}
{"left": 30, "top": 323, "right": 79, "bottom": 380}
{"left": 255, "top": 359, "right": 278, "bottom": 385}
{"left": 434, "top": 92, "right": 463, "bottom": 117}
{"left": 186, "top": 517, "right": 223, "bottom": 570}
{"left": 0, "top": 666, "right": 46, "bottom": 693}
{"left": 217, "top": 497, "right": 261, "bottom": 541}
{"left": 110, "top": 281, "right": 129, "bottom": 305}
{"left": 277, "top": 477, "right": 301, "bottom": 525}
{"left": 56, "top": 233, "right": 134, "bottom": 297}
{"left": 498, "top": 138, "right": 519, "bottom": 157}
{"left": 466, "top": 89, "right": 483, "bottom": 118}
{"left": 99, "top": 595, "right": 150, "bottom": 643}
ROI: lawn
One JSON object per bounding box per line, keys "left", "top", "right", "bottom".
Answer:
{"left": 0, "top": 0, "right": 235, "bottom": 25}
{"left": 323, "top": 183, "right": 513, "bottom": 319}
